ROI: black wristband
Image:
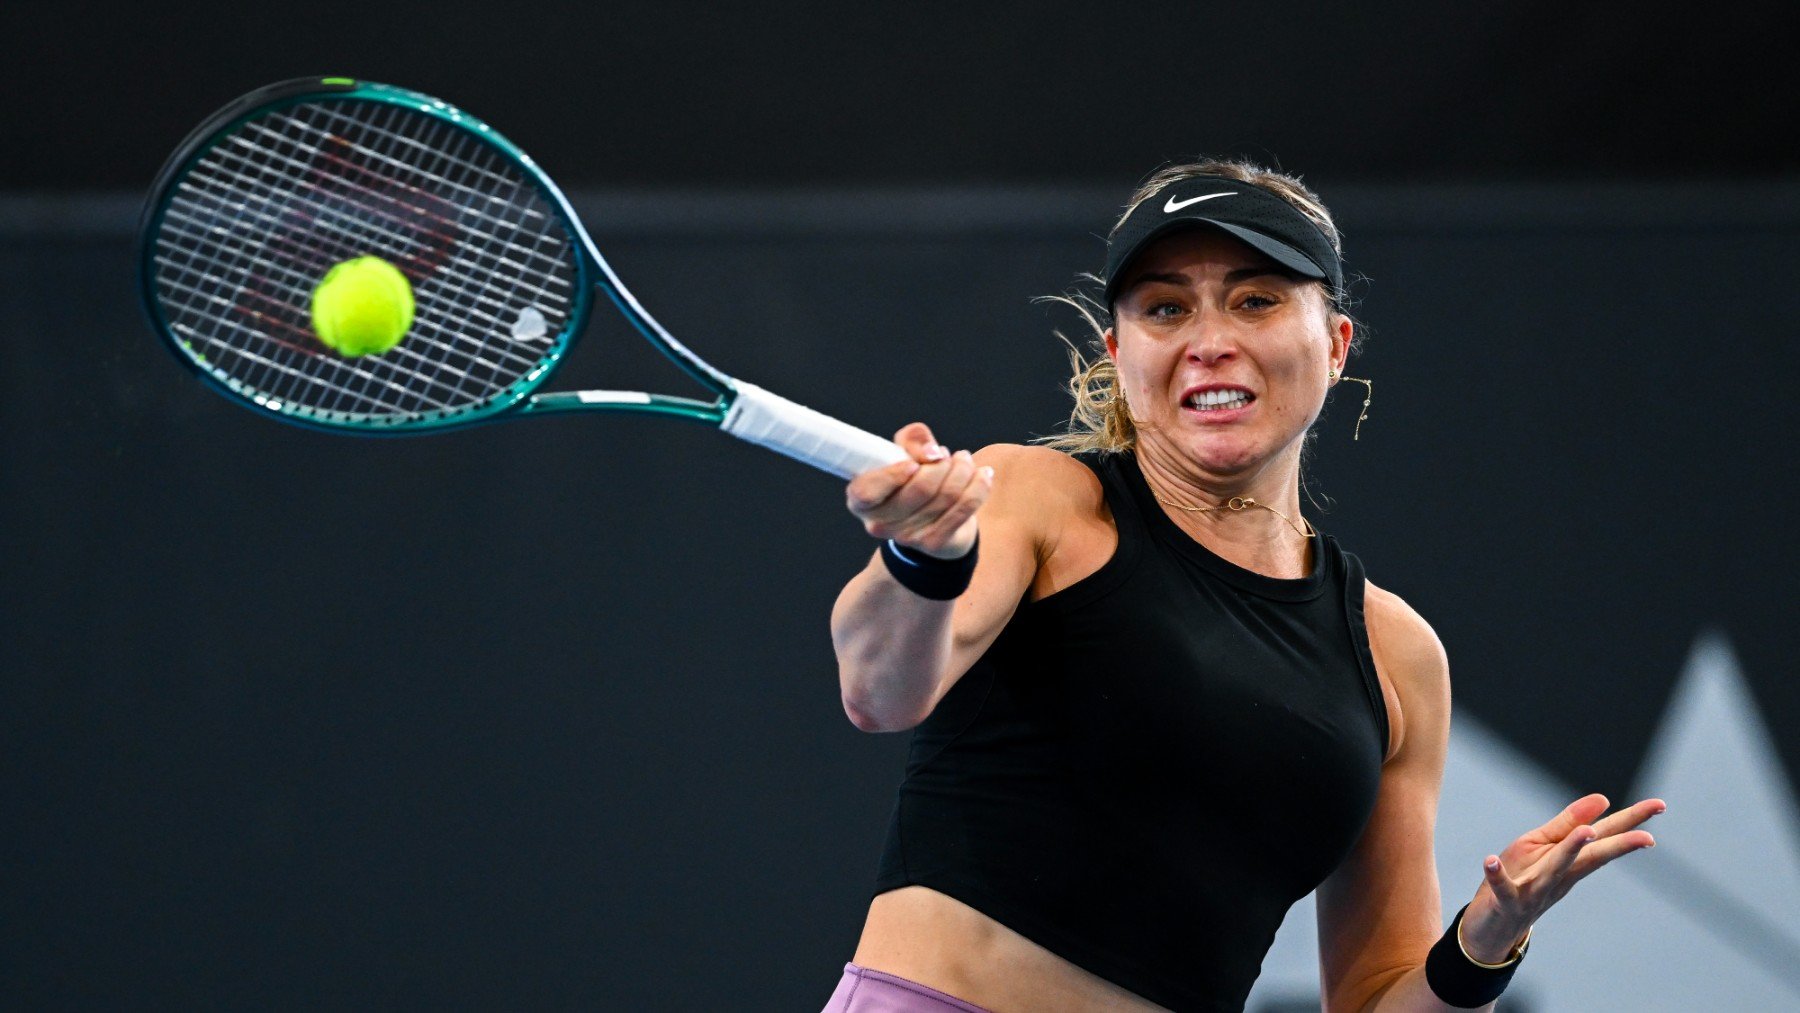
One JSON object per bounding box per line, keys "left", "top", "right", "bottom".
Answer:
{"left": 1425, "top": 904, "right": 1528, "bottom": 1009}
{"left": 879, "top": 535, "right": 979, "bottom": 600}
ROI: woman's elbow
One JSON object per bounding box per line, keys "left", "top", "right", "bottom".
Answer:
{"left": 839, "top": 679, "right": 929, "bottom": 733}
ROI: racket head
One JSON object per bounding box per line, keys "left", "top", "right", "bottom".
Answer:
{"left": 138, "top": 77, "right": 595, "bottom": 433}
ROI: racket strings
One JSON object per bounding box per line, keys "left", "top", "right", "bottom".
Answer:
{"left": 159, "top": 190, "right": 538, "bottom": 379}
{"left": 150, "top": 97, "right": 581, "bottom": 422}
{"left": 161, "top": 111, "right": 512, "bottom": 416}
{"left": 275, "top": 103, "right": 565, "bottom": 410}
{"left": 245, "top": 108, "right": 570, "bottom": 292}
{"left": 162, "top": 103, "right": 485, "bottom": 415}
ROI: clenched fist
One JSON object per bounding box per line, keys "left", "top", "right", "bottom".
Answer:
{"left": 845, "top": 422, "right": 994, "bottom": 560}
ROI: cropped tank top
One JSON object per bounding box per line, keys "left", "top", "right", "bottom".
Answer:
{"left": 872, "top": 449, "right": 1390, "bottom": 1012}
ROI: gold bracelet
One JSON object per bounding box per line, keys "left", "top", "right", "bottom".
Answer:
{"left": 1457, "top": 915, "right": 1533, "bottom": 969}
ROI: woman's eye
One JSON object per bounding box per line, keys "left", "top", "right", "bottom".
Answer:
{"left": 1146, "top": 301, "right": 1184, "bottom": 319}
{"left": 1237, "top": 294, "right": 1278, "bottom": 311}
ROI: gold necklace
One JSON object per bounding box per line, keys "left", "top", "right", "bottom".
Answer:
{"left": 1153, "top": 492, "right": 1317, "bottom": 540}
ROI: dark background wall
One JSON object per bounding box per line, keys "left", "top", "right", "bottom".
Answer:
{"left": 5, "top": 3, "right": 1797, "bottom": 1009}
{"left": 7, "top": 3, "right": 1798, "bottom": 190}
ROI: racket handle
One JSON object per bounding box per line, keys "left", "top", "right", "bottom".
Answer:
{"left": 722, "top": 381, "right": 909, "bottom": 479}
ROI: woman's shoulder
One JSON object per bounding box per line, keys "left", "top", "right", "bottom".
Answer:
{"left": 1360, "top": 580, "right": 1449, "bottom": 765}
{"left": 970, "top": 444, "right": 1116, "bottom": 583}
{"left": 1361, "top": 581, "right": 1447, "bottom": 673}
{"left": 969, "top": 443, "right": 1116, "bottom": 486}
{"left": 970, "top": 444, "right": 1110, "bottom": 522}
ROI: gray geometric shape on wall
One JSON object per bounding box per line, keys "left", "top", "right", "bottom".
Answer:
{"left": 1246, "top": 631, "right": 1800, "bottom": 1010}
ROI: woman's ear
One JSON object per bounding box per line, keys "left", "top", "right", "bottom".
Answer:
{"left": 1329, "top": 314, "right": 1354, "bottom": 374}
{"left": 1104, "top": 327, "right": 1119, "bottom": 363}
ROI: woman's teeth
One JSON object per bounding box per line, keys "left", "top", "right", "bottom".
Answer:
{"left": 1186, "top": 390, "right": 1252, "bottom": 411}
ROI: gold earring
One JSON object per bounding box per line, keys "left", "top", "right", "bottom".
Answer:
{"left": 1333, "top": 373, "right": 1373, "bottom": 440}
{"left": 1327, "top": 368, "right": 1339, "bottom": 381}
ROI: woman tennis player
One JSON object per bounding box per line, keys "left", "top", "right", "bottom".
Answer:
{"left": 823, "top": 161, "right": 1666, "bottom": 1012}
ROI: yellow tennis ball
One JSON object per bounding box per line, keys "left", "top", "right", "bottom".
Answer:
{"left": 309, "top": 256, "right": 415, "bottom": 356}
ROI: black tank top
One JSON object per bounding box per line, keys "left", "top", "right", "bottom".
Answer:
{"left": 873, "top": 449, "right": 1390, "bottom": 1013}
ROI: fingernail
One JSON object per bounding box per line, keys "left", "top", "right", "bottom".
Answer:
{"left": 926, "top": 443, "right": 948, "bottom": 461}
{"left": 979, "top": 466, "right": 995, "bottom": 481}
{"left": 1485, "top": 858, "right": 1499, "bottom": 871}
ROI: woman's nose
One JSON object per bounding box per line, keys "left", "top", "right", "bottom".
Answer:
{"left": 1184, "top": 317, "right": 1237, "bottom": 365}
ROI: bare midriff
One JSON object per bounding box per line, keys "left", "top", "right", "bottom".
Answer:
{"left": 851, "top": 886, "right": 1171, "bottom": 1012}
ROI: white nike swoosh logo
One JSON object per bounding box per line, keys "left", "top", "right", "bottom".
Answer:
{"left": 1164, "top": 192, "right": 1235, "bottom": 213}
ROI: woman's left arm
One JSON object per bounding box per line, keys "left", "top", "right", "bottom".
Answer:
{"left": 1316, "top": 583, "right": 1666, "bottom": 1012}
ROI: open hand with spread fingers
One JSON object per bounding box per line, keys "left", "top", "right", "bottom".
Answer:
{"left": 1457, "top": 793, "right": 1668, "bottom": 962}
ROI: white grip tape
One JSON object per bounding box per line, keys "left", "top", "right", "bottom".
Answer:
{"left": 721, "top": 381, "right": 909, "bottom": 479}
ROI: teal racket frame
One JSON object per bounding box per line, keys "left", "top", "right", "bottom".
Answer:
{"left": 137, "top": 76, "right": 730, "bottom": 435}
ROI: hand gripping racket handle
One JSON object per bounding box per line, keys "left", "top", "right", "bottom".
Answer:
{"left": 722, "top": 381, "right": 910, "bottom": 479}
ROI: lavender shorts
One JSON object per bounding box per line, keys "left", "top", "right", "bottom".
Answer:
{"left": 821, "top": 962, "right": 993, "bottom": 1012}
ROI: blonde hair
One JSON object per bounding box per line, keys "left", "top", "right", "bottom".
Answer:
{"left": 1034, "top": 159, "right": 1355, "bottom": 454}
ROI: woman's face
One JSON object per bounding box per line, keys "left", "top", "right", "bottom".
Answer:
{"left": 1106, "top": 227, "right": 1351, "bottom": 478}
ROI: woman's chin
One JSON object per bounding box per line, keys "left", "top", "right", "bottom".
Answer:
{"left": 1176, "top": 432, "right": 1268, "bottom": 475}
{"left": 1143, "top": 421, "right": 1285, "bottom": 476}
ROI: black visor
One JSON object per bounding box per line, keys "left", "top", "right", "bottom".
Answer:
{"left": 1101, "top": 177, "right": 1344, "bottom": 308}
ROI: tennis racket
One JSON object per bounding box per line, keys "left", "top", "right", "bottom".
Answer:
{"left": 136, "top": 76, "right": 910, "bottom": 479}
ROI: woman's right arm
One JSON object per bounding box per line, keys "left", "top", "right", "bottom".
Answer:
{"left": 831, "top": 425, "right": 1049, "bottom": 732}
